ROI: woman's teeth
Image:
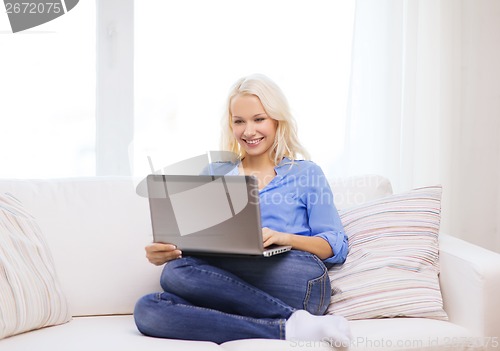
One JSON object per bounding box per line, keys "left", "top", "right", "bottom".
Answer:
{"left": 246, "top": 138, "right": 263, "bottom": 144}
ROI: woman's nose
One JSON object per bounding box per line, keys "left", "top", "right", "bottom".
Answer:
{"left": 243, "top": 123, "right": 256, "bottom": 137}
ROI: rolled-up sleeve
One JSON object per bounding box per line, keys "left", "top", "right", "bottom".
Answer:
{"left": 315, "top": 231, "right": 348, "bottom": 265}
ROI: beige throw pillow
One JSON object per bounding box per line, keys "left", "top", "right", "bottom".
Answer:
{"left": 327, "top": 186, "right": 448, "bottom": 321}
{"left": 0, "top": 193, "right": 71, "bottom": 339}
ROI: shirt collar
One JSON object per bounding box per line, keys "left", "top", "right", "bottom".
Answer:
{"left": 274, "top": 157, "right": 296, "bottom": 176}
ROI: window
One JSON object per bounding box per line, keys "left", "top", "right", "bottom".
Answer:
{"left": 133, "top": 0, "right": 355, "bottom": 177}
{"left": 0, "top": 1, "right": 355, "bottom": 178}
{"left": 0, "top": 1, "right": 96, "bottom": 178}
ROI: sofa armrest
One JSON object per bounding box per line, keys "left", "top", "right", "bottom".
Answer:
{"left": 439, "top": 234, "right": 500, "bottom": 339}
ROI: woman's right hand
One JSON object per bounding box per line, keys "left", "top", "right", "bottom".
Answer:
{"left": 145, "top": 243, "right": 182, "bottom": 266}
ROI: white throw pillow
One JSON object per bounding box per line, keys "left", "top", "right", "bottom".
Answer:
{"left": 0, "top": 193, "right": 71, "bottom": 339}
{"left": 327, "top": 186, "right": 448, "bottom": 321}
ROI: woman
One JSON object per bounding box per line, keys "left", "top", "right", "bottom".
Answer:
{"left": 134, "top": 74, "right": 351, "bottom": 344}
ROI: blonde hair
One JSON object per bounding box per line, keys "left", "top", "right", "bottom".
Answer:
{"left": 220, "top": 74, "right": 310, "bottom": 165}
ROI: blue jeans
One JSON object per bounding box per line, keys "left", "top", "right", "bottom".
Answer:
{"left": 134, "top": 250, "right": 331, "bottom": 344}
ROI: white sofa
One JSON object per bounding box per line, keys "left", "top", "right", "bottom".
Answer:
{"left": 0, "top": 176, "right": 499, "bottom": 351}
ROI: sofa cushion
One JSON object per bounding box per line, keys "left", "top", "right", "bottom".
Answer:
{"left": 0, "top": 315, "right": 223, "bottom": 351}
{"left": 0, "top": 193, "right": 71, "bottom": 339}
{"left": 327, "top": 186, "right": 448, "bottom": 321}
{"left": 0, "top": 315, "right": 482, "bottom": 351}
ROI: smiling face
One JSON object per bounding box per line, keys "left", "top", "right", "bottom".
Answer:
{"left": 230, "top": 94, "right": 278, "bottom": 160}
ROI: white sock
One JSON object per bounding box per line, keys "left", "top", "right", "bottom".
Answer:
{"left": 285, "top": 310, "right": 352, "bottom": 346}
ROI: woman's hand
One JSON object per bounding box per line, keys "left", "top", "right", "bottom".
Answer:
{"left": 145, "top": 243, "right": 182, "bottom": 266}
{"left": 262, "top": 227, "right": 292, "bottom": 247}
{"left": 262, "top": 227, "right": 334, "bottom": 260}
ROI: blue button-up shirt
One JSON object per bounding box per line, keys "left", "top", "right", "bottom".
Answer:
{"left": 209, "top": 158, "right": 348, "bottom": 265}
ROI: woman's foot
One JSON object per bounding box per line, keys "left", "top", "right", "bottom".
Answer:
{"left": 285, "top": 310, "right": 352, "bottom": 346}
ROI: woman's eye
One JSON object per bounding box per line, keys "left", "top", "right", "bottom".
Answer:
{"left": 255, "top": 118, "right": 265, "bottom": 122}
{"left": 232, "top": 120, "right": 243, "bottom": 125}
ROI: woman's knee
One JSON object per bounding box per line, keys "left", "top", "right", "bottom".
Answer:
{"left": 134, "top": 293, "right": 160, "bottom": 336}
{"left": 134, "top": 291, "right": 192, "bottom": 337}
{"left": 160, "top": 256, "right": 206, "bottom": 292}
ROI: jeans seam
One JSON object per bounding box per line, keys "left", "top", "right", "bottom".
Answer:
{"left": 313, "top": 254, "right": 330, "bottom": 314}
{"left": 303, "top": 255, "right": 329, "bottom": 315}
{"left": 304, "top": 274, "right": 325, "bottom": 314}
{"left": 154, "top": 292, "right": 164, "bottom": 302}
{"left": 168, "top": 302, "right": 285, "bottom": 326}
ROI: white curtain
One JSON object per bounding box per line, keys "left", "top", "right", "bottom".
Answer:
{"left": 339, "top": 0, "right": 500, "bottom": 253}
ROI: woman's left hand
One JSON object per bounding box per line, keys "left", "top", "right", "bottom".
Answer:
{"left": 262, "top": 227, "right": 292, "bottom": 247}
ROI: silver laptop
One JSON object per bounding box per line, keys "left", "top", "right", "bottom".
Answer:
{"left": 146, "top": 174, "right": 291, "bottom": 257}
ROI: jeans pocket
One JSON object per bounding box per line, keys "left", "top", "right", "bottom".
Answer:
{"left": 303, "top": 264, "right": 331, "bottom": 315}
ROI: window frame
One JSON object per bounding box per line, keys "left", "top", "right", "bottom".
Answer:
{"left": 96, "top": 0, "right": 134, "bottom": 176}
